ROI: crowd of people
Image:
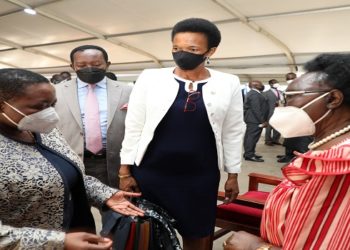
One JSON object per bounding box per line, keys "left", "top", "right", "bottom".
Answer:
{"left": 1, "top": 16, "right": 350, "bottom": 250}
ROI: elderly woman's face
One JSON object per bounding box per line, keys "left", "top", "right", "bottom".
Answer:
{"left": 2, "top": 83, "right": 56, "bottom": 125}
{"left": 172, "top": 32, "right": 209, "bottom": 54}
{"left": 285, "top": 73, "right": 331, "bottom": 122}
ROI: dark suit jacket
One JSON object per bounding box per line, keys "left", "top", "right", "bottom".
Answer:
{"left": 244, "top": 89, "right": 269, "bottom": 124}
{"left": 263, "top": 89, "right": 284, "bottom": 119}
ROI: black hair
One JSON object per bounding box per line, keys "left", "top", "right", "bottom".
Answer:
{"left": 50, "top": 73, "right": 64, "bottom": 84}
{"left": 171, "top": 18, "right": 221, "bottom": 49}
{"left": 268, "top": 79, "right": 278, "bottom": 85}
{"left": 285, "top": 72, "right": 297, "bottom": 80}
{"left": 70, "top": 45, "right": 109, "bottom": 63}
{"left": 60, "top": 71, "right": 71, "bottom": 77}
{"left": 304, "top": 53, "right": 350, "bottom": 105}
{"left": 0, "top": 68, "right": 49, "bottom": 101}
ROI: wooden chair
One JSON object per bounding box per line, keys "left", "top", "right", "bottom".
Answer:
{"left": 214, "top": 172, "right": 282, "bottom": 240}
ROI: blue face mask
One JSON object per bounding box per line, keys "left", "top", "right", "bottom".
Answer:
{"left": 172, "top": 51, "right": 207, "bottom": 70}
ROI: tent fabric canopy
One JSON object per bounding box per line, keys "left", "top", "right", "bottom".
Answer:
{"left": 1, "top": 0, "right": 349, "bottom": 82}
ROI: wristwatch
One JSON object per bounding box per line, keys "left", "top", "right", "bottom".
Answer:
{"left": 256, "top": 243, "right": 273, "bottom": 250}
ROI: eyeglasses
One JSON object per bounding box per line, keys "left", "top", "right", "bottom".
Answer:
{"left": 284, "top": 90, "right": 330, "bottom": 97}
{"left": 184, "top": 91, "right": 201, "bottom": 112}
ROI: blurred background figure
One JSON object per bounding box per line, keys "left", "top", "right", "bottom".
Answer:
{"left": 60, "top": 71, "right": 71, "bottom": 81}
{"left": 241, "top": 82, "right": 251, "bottom": 103}
{"left": 263, "top": 79, "right": 284, "bottom": 146}
{"left": 286, "top": 72, "right": 297, "bottom": 84}
{"left": 50, "top": 73, "right": 64, "bottom": 84}
{"left": 243, "top": 80, "right": 269, "bottom": 162}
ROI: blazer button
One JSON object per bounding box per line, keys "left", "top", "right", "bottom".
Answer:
{"left": 207, "top": 103, "right": 212, "bottom": 107}
{"left": 211, "top": 91, "right": 216, "bottom": 95}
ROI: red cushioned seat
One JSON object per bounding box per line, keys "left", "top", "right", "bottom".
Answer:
{"left": 213, "top": 173, "right": 282, "bottom": 241}
{"left": 241, "top": 190, "right": 270, "bottom": 203}
{"left": 217, "top": 191, "right": 269, "bottom": 227}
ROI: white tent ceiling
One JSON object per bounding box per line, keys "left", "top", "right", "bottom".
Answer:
{"left": 1, "top": 0, "right": 350, "bottom": 82}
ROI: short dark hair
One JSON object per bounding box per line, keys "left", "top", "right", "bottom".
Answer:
{"left": 70, "top": 45, "right": 109, "bottom": 63}
{"left": 50, "top": 73, "right": 64, "bottom": 84}
{"left": 304, "top": 53, "right": 350, "bottom": 106}
{"left": 60, "top": 71, "right": 71, "bottom": 77}
{"left": 285, "top": 72, "right": 297, "bottom": 80}
{"left": 0, "top": 68, "right": 49, "bottom": 101}
{"left": 171, "top": 18, "right": 221, "bottom": 49}
{"left": 268, "top": 79, "right": 278, "bottom": 85}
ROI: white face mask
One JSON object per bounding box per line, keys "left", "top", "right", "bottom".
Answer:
{"left": 269, "top": 92, "right": 331, "bottom": 138}
{"left": 2, "top": 101, "right": 60, "bottom": 133}
{"left": 286, "top": 80, "right": 294, "bottom": 84}
{"left": 272, "top": 83, "right": 280, "bottom": 89}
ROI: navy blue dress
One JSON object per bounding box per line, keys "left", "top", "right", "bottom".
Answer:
{"left": 132, "top": 79, "right": 220, "bottom": 237}
{"left": 34, "top": 134, "right": 95, "bottom": 232}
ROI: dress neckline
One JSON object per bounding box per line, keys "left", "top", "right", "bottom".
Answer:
{"left": 173, "top": 75, "right": 209, "bottom": 92}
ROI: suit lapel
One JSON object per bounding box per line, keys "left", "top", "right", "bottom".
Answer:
{"left": 63, "top": 80, "right": 83, "bottom": 129}
{"left": 107, "top": 79, "right": 122, "bottom": 128}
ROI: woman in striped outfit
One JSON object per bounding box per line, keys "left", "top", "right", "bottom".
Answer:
{"left": 224, "top": 53, "right": 350, "bottom": 250}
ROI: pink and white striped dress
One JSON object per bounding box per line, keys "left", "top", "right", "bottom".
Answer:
{"left": 261, "top": 139, "right": 350, "bottom": 249}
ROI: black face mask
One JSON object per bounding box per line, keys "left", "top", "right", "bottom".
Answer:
{"left": 172, "top": 51, "right": 207, "bottom": 70}
{"left": 76, "top": 67, "right": 106, "bottom": 84}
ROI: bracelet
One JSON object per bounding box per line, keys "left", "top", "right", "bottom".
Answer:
{"left": 256, "top": 243, "right": 273, "bottom": 250}
{"left": 118, "top": 174, "right": 131, "bottom": 179}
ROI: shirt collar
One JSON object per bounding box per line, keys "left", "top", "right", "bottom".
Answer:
{"left": 77, "top": 76, "right": 107, "bottom": 89}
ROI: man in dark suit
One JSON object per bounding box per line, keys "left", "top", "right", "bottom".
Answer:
{"left": 263, "top": 79, "right": 284, "bottom": 146}
{"left": 243, "top": 80, "right": 269, "bottom": 162}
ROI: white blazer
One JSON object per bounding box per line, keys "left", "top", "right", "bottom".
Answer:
{"left": 120, "top": 67, "right": 244, "bottom": 173}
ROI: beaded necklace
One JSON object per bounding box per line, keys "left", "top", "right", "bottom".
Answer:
{"left": 308, "top": 124, "right": 350, "bottom": 150}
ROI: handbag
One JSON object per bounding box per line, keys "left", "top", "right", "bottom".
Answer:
{"left": 101, "top": 198, "right": 182, "bottom": 250}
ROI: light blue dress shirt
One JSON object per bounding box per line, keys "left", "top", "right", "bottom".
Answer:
{"left": 77, "top": 77, "right": 108, "bottom": 149}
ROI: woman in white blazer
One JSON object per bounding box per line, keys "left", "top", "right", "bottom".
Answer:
{"left": 119, "top": 18, "right": 244, "bottom": 250}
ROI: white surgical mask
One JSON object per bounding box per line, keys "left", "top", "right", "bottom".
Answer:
{"left": 2, "top": 101, "right": 59, "bottom": 133}
{"left": 286, "top": 80, "right": 294, "bottom": 84}
{"left": 272, "top": 83, "right": 280, "bottom": 89}
{"left": 269, "top": 92, "right": 331, "bottom": 138}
